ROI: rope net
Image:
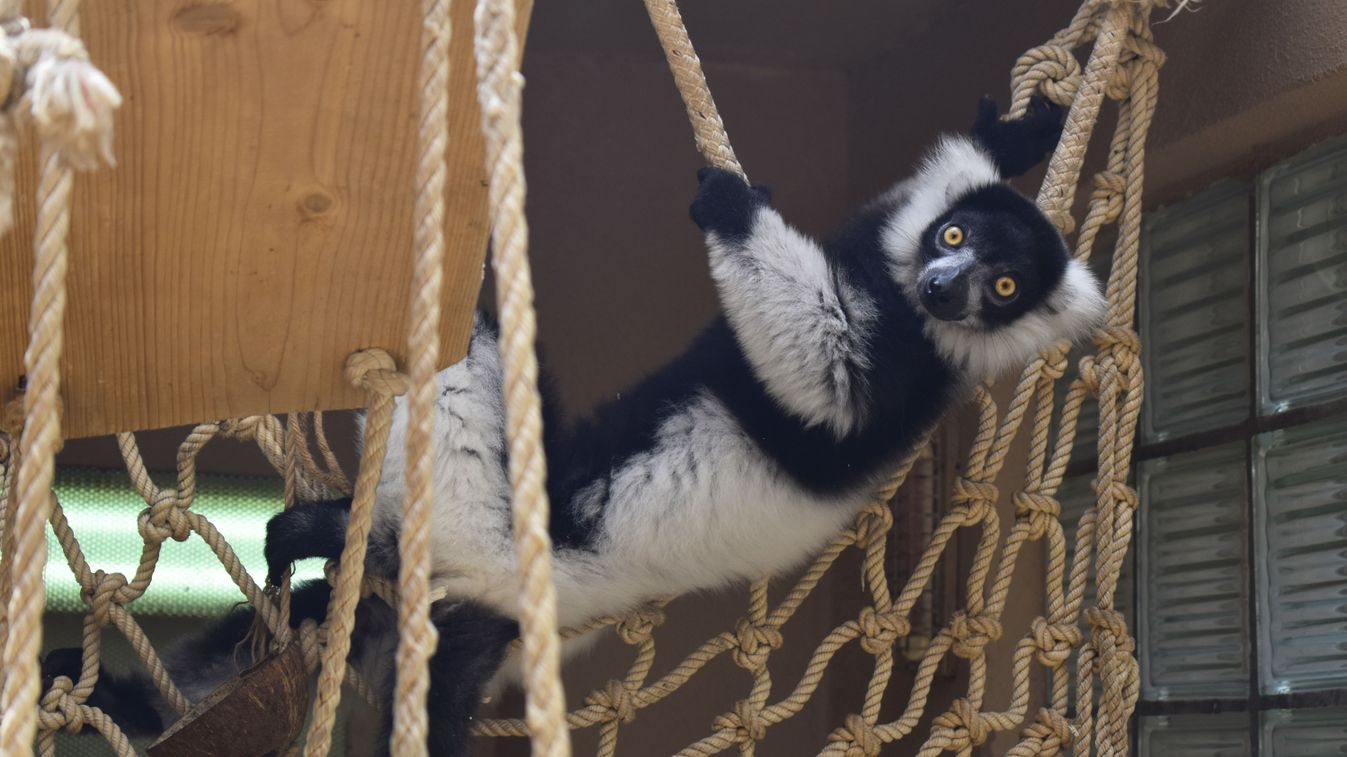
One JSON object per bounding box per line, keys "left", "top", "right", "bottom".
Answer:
{"left": 0, "top": 0, "right": 1168, "bottom": 755}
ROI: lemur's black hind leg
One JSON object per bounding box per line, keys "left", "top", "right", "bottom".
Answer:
{"left": 264, "top": 498, "right": 353, "bottom": 585}
{"left": 41, "top": 648, "right": 166, "bottom": 737}
{"left": 41, "top": 580, "right": 337, "bottom": 740}
{"left": 372, "top": 601, "right": 520, "bottom": 757}
{"left": 970, "top": 94, "right": 1066, "bottom": 178}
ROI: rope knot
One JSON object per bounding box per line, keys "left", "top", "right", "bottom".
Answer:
{"left": 731, "top": 618, "right": 782, "bottom": 671}
{"left": 712, "top": 699, "right": 766, "bottom": 743}
{"left": 1030, "top": 616, "right": 1082, "bottom": 668}
{"left": 87, "top": 570, "right": 129, "bottom": 627}
{"left": 1085, "top": 607, "right": 1136, "bottom": 654}
{"left": 951, "top": 478, "right": 998, "bottom": 524}
{"left": 1021, "top": 707, "right": 1076, "bottom": 755}
{"left": 585, "top": 679, "right": 636, "bottom": 724}
{"left": 1076, "top": 355, "right": 1101, "bottom": 396}
{"left": 1124, "top": 33, "right": 1167, "bottom": 68}
{"left": 344, "top": 348, "right": 409, "bottom": 396}
{"left": 1009, "top": 44, "right": 1081, "bottom": 113}
{"left": 948, "top": 611, "right": 1002, "bottom": 659}
{"left": 1105, "top": 63, "right": 1133, "bottom": 100}
{"left": 827, "top": 714, "right": 882, "bottom": 757}
{"left": 1094, "top": 326, "right": 1141, "bottom": 365}
{"left": 1037, "top": 341, "right": 1071, "bottom": 381}
{"left": 857, "top": 606, "right": 910, "bottom": 655}
{"left": 1091, "top": 171, "right": 1127, "bottom": 223}
{"left": 614, "top": 606, "right": 665, "bottom": 646}
{"left": 39, "top": 675, "right": 84, "bottom": 733}
{"left": 932, "top": 698, "right": 989, "bottom": 751}
{"left": 1014, "top": 491, "right": 1063, "bottom": 538}
{"left": 850, "top": 502, "right": 894, "bottom": 549}
{"left": 137, "top": 489, "right": 191, "bottom": 544}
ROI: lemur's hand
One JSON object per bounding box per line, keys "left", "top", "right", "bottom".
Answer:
{"left": 970, "top": 94, "right": 1065, "bottom": 179}
{"left": 690, "top": 166, "right": 773, "bottom": 240}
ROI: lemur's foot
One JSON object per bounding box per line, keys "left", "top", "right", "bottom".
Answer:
{"left": 689, "top": 166, "right": 773, "bottom": 241}
{"left": 263, "top": 498, "right": 352, "bottom": 586}
{"left": 970, "top": 94, "right": 1065, "bottom": 178}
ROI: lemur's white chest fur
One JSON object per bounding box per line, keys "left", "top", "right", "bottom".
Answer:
{"left": 368, "top": 328, "right": 857, "bottom": 630}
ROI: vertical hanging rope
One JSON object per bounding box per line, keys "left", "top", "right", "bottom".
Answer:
{"left": 0, "top": 2, "right": 109, "bottom": 753}
{"left": 472, "top": 0, "right": 570, "bottom": 755}
{"left": 302, "top": 350, "right": 408, "bottom": 757}
{"left": 392, "top": 0, "right": 452, "bottom": 752}
{"left": 641, "top": 0, "right": 745, "bottom": 180}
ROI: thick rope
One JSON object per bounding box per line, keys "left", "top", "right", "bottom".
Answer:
{"left": 0, "top": 2, "right": 122, "bottom": 754}
{"left": 472, "top": 0, "right": 569, "bottom": 754}
{"left": 642, "top": 0, "right": 744, "bottom": 180}
{"left": 302, "top": 350, "right": 407, "bottom": 756}
{"left": 392, "top": 0, "right": 453, "bottom": 752}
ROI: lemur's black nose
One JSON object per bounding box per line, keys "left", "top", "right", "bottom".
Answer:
{"left": 919, "top": 268, "right": 971, "bottom": 321}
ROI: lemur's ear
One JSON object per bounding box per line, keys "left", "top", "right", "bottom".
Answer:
{"left": 969, "top": 94, "right": 1065, "bottom": 179}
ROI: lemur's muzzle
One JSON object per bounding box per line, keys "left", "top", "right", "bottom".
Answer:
{"left": 918, "top": 261, "right": 973, "bottom": 321}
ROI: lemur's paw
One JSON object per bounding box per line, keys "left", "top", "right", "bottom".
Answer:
{"left": 264, "top": 498, "right": 352, "bottom": 586}
{"left": 970, "top": 94, "right": 1065, "bottom": 179}
{"left": 690, "top": 166, "right": 772, "bottom": 240}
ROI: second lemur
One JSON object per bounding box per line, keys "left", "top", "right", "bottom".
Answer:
{"left": 47, "top": 95, "right": 1105, "bottom": 756}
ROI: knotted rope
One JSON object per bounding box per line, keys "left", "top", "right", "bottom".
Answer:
{"left": 0, "top": 2, "right": 121, "bottom": 755}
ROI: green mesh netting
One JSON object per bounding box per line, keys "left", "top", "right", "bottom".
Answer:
{"left": 47, "top": 467, "right": 325, "bottom": 617}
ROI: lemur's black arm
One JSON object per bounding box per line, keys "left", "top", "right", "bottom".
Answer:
{"left": 970, "top": 95, "right": 1065, "bottom": 178}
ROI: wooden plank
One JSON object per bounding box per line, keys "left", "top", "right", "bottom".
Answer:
{"left": 0, "top": 0, "right": 530, "bottom": 438}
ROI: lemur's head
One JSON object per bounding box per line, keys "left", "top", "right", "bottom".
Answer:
{"left": 882, "top": 137, "right": 1105, "bottom": 380}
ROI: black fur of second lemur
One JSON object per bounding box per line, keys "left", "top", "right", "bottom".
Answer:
{"left": 45, "top": 94, "right": 1103, "bottom": 757}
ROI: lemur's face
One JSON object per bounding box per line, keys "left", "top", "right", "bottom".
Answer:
{"left": 915, "top": 184, "right": 1069, "bottom": 326}
{"left": 886, "top": 181, "right": 1106, "bottom": 378}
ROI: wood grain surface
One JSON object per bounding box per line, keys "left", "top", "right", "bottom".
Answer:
{"left": 0, "top": 0, "right": 530, "bottom": 438}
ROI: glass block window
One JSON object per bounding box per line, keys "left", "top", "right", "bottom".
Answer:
{"left": 1258, "top": 138, "right": 1347, "bottom": 412}
{"left": 1141, "top": 183, "right": 1252, "bottom": 442}
{"left": 1138, "top": 443, "right": 1251, "bottom": 700}
{"left": 1139, "top": 712, "right": 1252, "bottom": 757}
{"left": 1253, "top": 416, "right": 1347, "bottom": 694}
{"left": 1261, "top": 707, "right": 1347, "bottom": 755}
{"left": 1137, "top": 137, "right": 1347, "bottom": 744}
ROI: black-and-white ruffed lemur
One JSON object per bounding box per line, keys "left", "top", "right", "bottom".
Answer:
{"left": 44, "top": 95, "right": 1104, "bottom": 756}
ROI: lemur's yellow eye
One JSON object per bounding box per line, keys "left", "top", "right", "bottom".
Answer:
{"left": 942, "top": 225, "right": 965, "bottom": 247}
{"left": 994, "top": 276, "right": 1018, "bottom": 299}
